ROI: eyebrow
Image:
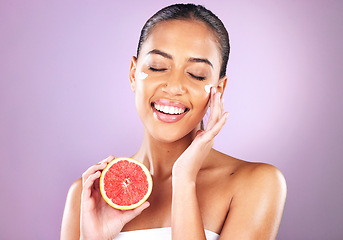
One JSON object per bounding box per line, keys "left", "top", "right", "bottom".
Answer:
{"left": 147, "top": 49, "right": 213, "bottom": 68}
{"left": 187, "top": 57, "right": 213, "bottom": 68}
{"left": 147, "top": 49, "right": 172, "bottom": 59}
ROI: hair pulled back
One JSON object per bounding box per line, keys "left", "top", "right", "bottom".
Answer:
{"left": 137, "top": 3, "right": 230, "bottom": 79}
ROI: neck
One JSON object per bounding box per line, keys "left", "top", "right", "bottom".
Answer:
{"left": 132, "top": 127, "right": 199, "bottom": 180}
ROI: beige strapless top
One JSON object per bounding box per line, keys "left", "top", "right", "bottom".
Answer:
{"left": 114, "top": 227, "right": 219, "bottom": 240}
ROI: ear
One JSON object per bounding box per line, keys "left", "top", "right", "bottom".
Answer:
{"left": 129, "top": 56, "right": 137, "bottom": 92}
{"left": 216, "top": 75, "right": 227, "bottom": 97}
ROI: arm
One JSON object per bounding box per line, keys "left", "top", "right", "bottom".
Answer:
{"left": 61, "top": 178, "right": 82, "bottom": 240}
{"left": 171, "top": 177, "right": 206, "bottom": 239}
{"left": 60, "top": 155, "right": 150, "bottom": 240}
{"left": 220, "top": 164, "right": 287, "bottom": 240}
{"left": 172, "top": 87, "right": 228, "bottom": 239}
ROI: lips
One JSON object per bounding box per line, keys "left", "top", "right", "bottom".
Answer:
{"left": 152, "top": 99, "right": 189, "bottom": 123}
{"left": 154, "top": 104, "right": 187, "bottom": 115}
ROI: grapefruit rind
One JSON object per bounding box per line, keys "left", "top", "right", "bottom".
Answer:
{"left": 99, "top": 157, "right": 153, "bottom": 210}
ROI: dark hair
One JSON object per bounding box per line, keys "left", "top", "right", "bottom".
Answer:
{"left": 137, "top": 3, "right": 230, "bottom": 78}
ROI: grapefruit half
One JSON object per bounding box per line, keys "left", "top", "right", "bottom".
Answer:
{"left": 99, "top": 157, "right": 153, "bottom": 210}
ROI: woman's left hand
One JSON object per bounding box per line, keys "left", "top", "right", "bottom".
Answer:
{"left": 172, "top": 87, "right": 229, "bottom": 182}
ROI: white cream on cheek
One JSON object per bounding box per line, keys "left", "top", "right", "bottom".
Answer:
{"left": 136, "top": 71, "right": 148, "bottom": 80}
{"left": 204, "top": 84, "right": 214, "bottom": 93}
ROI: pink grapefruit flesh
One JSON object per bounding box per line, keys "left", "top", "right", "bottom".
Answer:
{"left": 99, "top": 157, "right": 153, "bottom": 210}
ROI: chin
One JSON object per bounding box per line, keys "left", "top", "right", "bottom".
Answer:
{"left": 148, "top": 124, "right": 198, "bottom": 144}
{"left": 137, "top": 107, "right": 204, "bottom": 143}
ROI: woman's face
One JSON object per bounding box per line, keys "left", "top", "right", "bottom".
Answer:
{"left": 129, "top": 20, "right": 226, "bottom": 142}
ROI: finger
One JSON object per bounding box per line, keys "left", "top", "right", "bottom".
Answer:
{"left": 221, "top": 96, "right": 225, "bottom": 114}
{"left": 205, "top": 112, "right": 229, "bottom": 141}
{"left": 98, "top": 155, "right": 115, "bottom": 164}
{"left": 82, "top": 171, "right": 101, "bottom": 200}
{"left": 214, "top": 92, "right": 223, "bottom": 121}
{"left": 206, "top": 91, "right": 222, "bottom": 131}
{"left": 205, "top": 87, "right": 217, "bottom": 129}
{"left": 82, "top": 155, "right": 114, "bottom": 185}
{"left": 133, "top": 201, "right": 150, "bottom": 215}
{"left": 195, "top": 129, "right": 204, "bottom": 138}
{"left": 210, "top": 86, "right": 216, "bottom": 108}
{"left": 121, "top": 201, "right": 150, "bottom": 225}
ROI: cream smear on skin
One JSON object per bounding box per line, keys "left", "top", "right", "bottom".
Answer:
{"left": 136, "top": 71, "right": 148, "bottom": 80}
{"left": 205, "top": 84, "right": 214, "bottom": 93}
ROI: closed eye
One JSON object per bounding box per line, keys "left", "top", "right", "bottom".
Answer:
{"left": 188, "top": 72, "right": 206, "bottom": 81}
{"left": 149, "top": 67, "right": 167, "bottom": 72}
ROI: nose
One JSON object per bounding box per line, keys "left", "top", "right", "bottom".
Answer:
{"left": 161, "top": 75, "right": 186, "bottom": 96}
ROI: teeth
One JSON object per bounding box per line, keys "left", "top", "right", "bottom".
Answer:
{"left": 164, "top": 106, "right": 171, "bottom": 114}
{"left": 154, "top": 104, "right": 186, "bottom": 115}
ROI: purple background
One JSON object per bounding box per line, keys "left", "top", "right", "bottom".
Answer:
{"left": 1, "top": 0, "right": 342, "bottom": 239}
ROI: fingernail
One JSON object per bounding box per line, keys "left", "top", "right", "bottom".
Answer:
{"left": 98, "top": 155, "right": 112, "bottom": 164}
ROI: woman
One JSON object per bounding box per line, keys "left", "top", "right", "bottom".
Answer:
{"left": 61, "top": 4, "right": 287, "bottom": 240}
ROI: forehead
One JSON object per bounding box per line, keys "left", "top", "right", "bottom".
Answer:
{"left": 139, "top": 20, "right": 221, "bottom": 68}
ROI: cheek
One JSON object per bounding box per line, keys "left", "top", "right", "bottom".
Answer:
{"left": 189, "top": 85, "right": 211, "bottom": 111}
{"left": 135, "top": 77, "right": 155, "bottom": 97}
{"left": 134, "top": 78, "right": 160, "bottom": 109}
{"left": 134, "top": 80, "right": 149, "bottom": 112}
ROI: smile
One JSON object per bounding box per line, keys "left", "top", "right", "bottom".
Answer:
{"left": 151, "top": 99, "right": 189, "bottom": 123}
{"left": 153, "top": 104, "right": 187, "bottom": 115}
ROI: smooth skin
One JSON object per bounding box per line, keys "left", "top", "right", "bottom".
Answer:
{"left": 61, "top": 20, "right": 287, "bottom": 240}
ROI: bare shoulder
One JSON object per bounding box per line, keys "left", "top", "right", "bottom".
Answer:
{"left": 209, "top": 149, "right": 287, "bottom": 239}
{"left": 65, "top": 178, "right": 83, "bottom": 207}
{"left": 209, "top": 149, "right": 286, "bottom": 192}
{"left": 238, "top": 160, "right": 286, "bottom": 188}
{"left": 61, "top": 178, "right": 82, "bottom": 239}
{"left": 69, "top": 177, "right": 82, "bottom": 192}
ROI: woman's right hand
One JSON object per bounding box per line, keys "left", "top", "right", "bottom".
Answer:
{"left": 80, "top": 155, "right": 150, "bottom": 240}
